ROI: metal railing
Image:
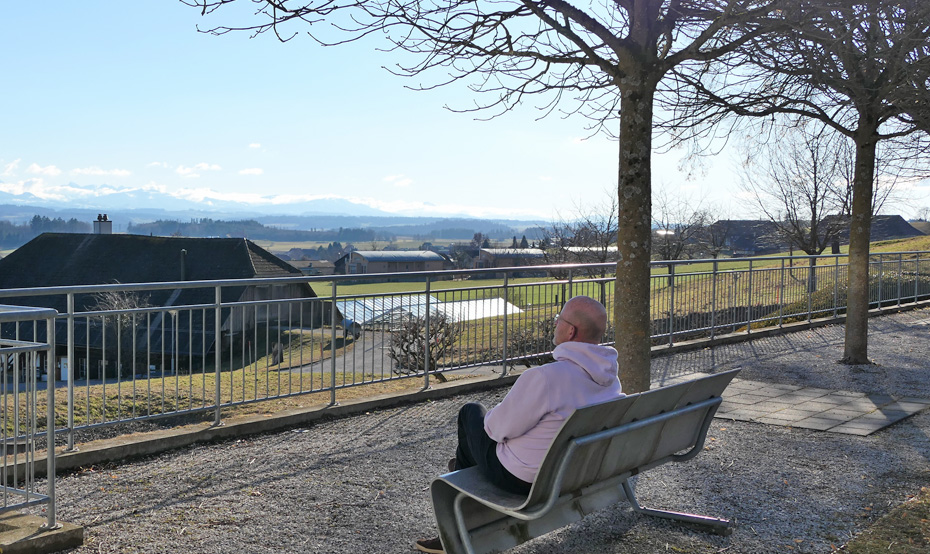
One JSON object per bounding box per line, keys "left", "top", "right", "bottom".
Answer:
{"left": 0, "top": 304, "right": 58, "bottom": 530}
{"left": 0, "top": 251, "right": 927, "bottom": 448}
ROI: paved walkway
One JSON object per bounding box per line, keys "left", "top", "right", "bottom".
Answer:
{"left": 662, "top": 373, "right": 930, "bottom": 436}
{"left": 21, "top": 306, "right": 930, "bottom": 553}
{"left": 720, "top": 378, "right": 930, "bottom": 435}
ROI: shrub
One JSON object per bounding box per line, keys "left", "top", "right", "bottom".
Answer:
{"left": 507, "top": 317, "right": 556, "bottom": 368}
{"left": 388, "top": 313, "right": 459, "bottom": 380}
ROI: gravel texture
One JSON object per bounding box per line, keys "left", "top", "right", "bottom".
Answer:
{"left": 41, "top": 306, "right": 930, "bottom": 554}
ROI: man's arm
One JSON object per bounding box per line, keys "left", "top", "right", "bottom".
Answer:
{"left": 484, "top": 369, "right": 550, "bottom": 442}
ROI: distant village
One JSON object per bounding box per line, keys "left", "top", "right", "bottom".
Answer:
{"left": 1, "top": 213, "right": 926, "bottom": 286}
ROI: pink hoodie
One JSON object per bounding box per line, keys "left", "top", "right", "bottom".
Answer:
{"left": 484, "top": 341, "right": 624, "bottom": 483}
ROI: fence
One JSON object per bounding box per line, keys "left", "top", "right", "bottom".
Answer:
{"left": 0, "top": 251, "right": 927, "bottom": 450}
{"left": 0, "top": 304, "right": 57, "bottom": 530}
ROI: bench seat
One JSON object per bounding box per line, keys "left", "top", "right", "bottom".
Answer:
{"left": 429, "top": 369, "right": 740, "bottom": 554}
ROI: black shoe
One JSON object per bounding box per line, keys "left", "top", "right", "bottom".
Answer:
{"left": 415, "top": 536, "right": 444, "bottom": 553}
{"left": 447, "top": 458, "right": 458, "bottom": 472}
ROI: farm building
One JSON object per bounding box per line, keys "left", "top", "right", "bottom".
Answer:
{"left": 346, "top": 251, "right": 446, "bottom": 275}
{"left": 714, "top": 215, "right": 923, "bottom": 257}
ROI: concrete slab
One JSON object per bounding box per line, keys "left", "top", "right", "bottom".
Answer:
{"left": 792, "top": 418, "right": 840, "bottom": 431}
{"left": 771, "top": 409, "right": 823, "bottom": 420}
{"left": 828, "top": 425, "right": 877, "bottom": 436}
{"left": 714, "top": 377, "right": 930, "bottom": 435}
{"left": 0, "top": 513, "right": 83, "bottom": 554}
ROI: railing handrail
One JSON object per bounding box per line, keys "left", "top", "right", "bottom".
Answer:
{"left": 0, "top": 250, "right": 922, "bottom": 301}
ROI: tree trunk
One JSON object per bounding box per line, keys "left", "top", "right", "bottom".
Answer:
{"left": 615, "top": 81, "right": 655, "bottom": 394}
{"left": 841, "top": 132, "right": 878, "bottom": 365}
{"left": 808, "top": 257, "right": 817, "bottom": 294}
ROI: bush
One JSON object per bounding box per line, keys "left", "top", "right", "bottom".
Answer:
{"left": 507, "top": 317, "right": 556, "bottom": 368}
{"left": 388, "top": 313, "right": 459, "bottom": 379}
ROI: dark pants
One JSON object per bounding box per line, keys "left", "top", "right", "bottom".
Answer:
{"left": 455, "top": 403, "right": 532, "bottom": 495}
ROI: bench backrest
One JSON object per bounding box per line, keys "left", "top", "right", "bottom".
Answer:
{"left": 526, "top": 370, "right": 739, "bottom": 505}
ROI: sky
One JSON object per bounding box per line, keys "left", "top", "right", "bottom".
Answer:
{"left": 2, "top": 2, "right": 924, "bottom": 223}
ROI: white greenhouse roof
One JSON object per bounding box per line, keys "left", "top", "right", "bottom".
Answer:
{"left": 337, "top": 295, "right": 522, "bottom": 326}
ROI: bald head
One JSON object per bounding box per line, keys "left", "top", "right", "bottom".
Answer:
{"left": 559, "top": 296, "right": 608, "bottom": 344}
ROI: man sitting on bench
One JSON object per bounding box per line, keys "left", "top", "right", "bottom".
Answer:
{"left": 415, "top": 295, "right": 625, "bottom": 553}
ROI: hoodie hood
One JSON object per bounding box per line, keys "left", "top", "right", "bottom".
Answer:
{"left": 552, "top": 341, "right": 620, "bottom": 387}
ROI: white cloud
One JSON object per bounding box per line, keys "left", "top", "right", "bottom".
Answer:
{"left": 147, "top": 161, "right": 169, "bottom": 168}
{"left": 176, "top": 163, "right": 222, "bottom": 178}
{"left": 238, "top": 168, "right": 264, "bottom": 175}
{"left": 248, "top": 143, "right": 261, "bottom": 149}
{"left": 0, "top": 179, "right": 32, "bottom": 196}
{"left": 27, "top": 163, "right": 62, "bottom": 176}
{"left": 383, "top": 174, "right": 413, "bottom": 188}
{"left": 71, "top": 166, "right": 131, "bottom": 177}
{"left": 2, "top": 158, "right": 20, "bottom": 177}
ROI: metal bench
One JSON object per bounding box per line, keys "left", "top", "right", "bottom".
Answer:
{"left": 429, "top": 369, "right": 740, "bottom": 554}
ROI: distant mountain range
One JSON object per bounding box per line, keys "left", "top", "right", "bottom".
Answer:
{"left": 0, "top": 182, "right": 547, "bottom": 243}
{"left": 0, "top": 184, "right": 406, "bottom": 219}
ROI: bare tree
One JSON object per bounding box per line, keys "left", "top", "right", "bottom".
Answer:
{"left": 738, "top": 123, "right": 851, "bottom": 291}
{"left": 829, "top": 137, "right": 902, "bottom": 217}
{"left": 701, "top": 203, "right": 737, "bottom": 259}
{"left": 540, "top": 199, "right": 614, "bottom": 280}
{"left": 544, "top": 191, "right": 619, "bottom": 278}
{"left": 674, "top": 1, "right": 930, "bottom": 364}
{"left": 92, "top": 287, "right": 152, "bottom": 330}
{"left": 916, "top": 206, "right": 930, "bottom": 221}
{"left": 652, "top": 189, "right": 709, "bottom": 261}
{"left": 184, "top": 0, "right": 786, "bottom": 392}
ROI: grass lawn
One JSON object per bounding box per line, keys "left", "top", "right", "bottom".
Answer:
{"left": 843, "top": 486, "right": 930, "bottom": 553}
{"left": 3, "top": 326, "right": 462, "bottom": 434}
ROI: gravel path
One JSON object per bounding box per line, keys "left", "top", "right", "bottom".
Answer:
{"left": 45, "top": 307, "right": 930, "bottom": 554}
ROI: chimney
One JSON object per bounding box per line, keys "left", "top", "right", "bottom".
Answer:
{"left": 93, "top": 213, "right": 113, "bottom": 234}
{"left": 180, "top": 249, "right": 188, "bottom": 281}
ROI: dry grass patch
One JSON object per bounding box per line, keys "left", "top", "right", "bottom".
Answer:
{"left": 842, "top": 487, "right": 930, "bottom": 553}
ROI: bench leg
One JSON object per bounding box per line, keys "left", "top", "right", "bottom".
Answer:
{"left": 621, "top": 480, "right": 733, "bottom": 536}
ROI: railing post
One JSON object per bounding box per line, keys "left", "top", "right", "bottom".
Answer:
{"left": 833, "top": 255, "right": 840, "bottom": 318}
{"left": 897, "top": 253, "right": 903, "bottom": 307}
{"left": 878, "top": 254, "right": 884, "bottom": 307}
{"left": 804, "top": 256, "right": 817, "bottom": 323}
{"left": 567, "top": 269, "right": 574, "bottom": 301}
{"left": 779, "top": 258, "right": 785, "bottom": 327}
{"left": 43, "top": 316, "right": 59, "bottom": 530}
{"left": 914, "top": 252, "right": 920, "bottom": 303}
{"left": 66, "top": 293, "right": 76, "bottom": 452}
{"left": 710, "top": 260, "right": 718, "bottom": 340}
{"left": 501, "top": 274, "right": 509, "bottom": 377}
{"left": 330, "top": 281, "right": 338, "bottom": 406}
{"left": 424, "top": 277, "right": 432, "bottom": 389}
{"left": 746, "top": 260, "right": 753, "bottom": 334}
{"left": 214, "top": 286, "right": 222, "bottom": 426}
{"left": 668, "top": 263, "right": 675, "bottom": 346}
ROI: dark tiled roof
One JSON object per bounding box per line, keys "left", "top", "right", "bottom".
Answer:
{"left": 0, "top": 233, "right": 318, "bottom": 353}
{"left": 0, "top": 233, "right": 310, "bottom": 313}
{"left": 0, "top": 233, "right": 300, "bottom": 287}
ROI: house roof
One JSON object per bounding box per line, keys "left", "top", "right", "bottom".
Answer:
{"left": 0, "top": 233, "right": 302, "bottom": 287}
{"left": 0, "top": 233, "right": 321, "bottom": 353}
{"left": 0, "top": 233, "right": 311, "bottom": 315}
{"left": 351, "top": 250, "right": 445, "bottom": 262}
{"left": 827, "top": 214, "right": 924, "bottom": 241}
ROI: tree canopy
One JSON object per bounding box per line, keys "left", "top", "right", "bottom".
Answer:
{"left": 676, "top": 0, "right": 930, "bottom": 363}
{"left": 184, "top": 0, "right": 788, "bottom": 391}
